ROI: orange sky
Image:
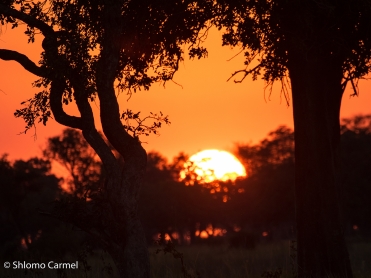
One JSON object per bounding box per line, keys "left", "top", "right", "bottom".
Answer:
{"left": 1, "top": 26, "right": 371, "bottom": 163}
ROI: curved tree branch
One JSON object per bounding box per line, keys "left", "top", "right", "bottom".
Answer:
{"left": 49, "top": 79, "right": 83, "bottom": 129}
{"left": 0, "top": 49, "right": 47, "bottom": 77}
{"left": 0, "top": 4, "right": 55, "bottom": 37}
{"left": 0, "top": 6, "right": 118, "bottom": 170}
{"left": 70, "top": 75, "right": 118, "bottom": 172}
{"left": 96, "top": 4, "right": 146, "bottom": 170}
{"left": 82, "top": 126, "right": 118, "bottom": 177}
{"left": 227, "top": 64, "right": 262, "bottom": 83}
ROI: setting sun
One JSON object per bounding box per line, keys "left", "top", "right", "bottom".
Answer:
{"left": 180, "top": 149, "right": 246, "bottom": 184}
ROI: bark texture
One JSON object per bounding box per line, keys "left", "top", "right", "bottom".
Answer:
{"left": 288, "top": 52, "right": 353, "bottom": 278}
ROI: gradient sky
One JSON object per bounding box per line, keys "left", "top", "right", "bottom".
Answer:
{"left": 1, "top": 26, "right": 371, "bottom": 164}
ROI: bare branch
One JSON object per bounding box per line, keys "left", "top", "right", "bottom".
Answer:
{"left": 342, "top": 70, "right": 360, "bottom": 97}
{"left": 349, "top": 76, "right": 359, "bottom": 97}
{"left": 226, "top": 48, "right": 244, "bottom": 62}
{"left": 279, "top": 76, "right": 291, "bottom": 106}
{"left": 0, "top": 49, "right": 47, "bottom": 77}
{"left": 227, "top": 64, "right": 262, "bottom": 83}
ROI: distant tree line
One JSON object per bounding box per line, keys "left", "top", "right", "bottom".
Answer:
{"left": 0, "top": 156, "right": 85, "bottom": 261}
{"left": 1, "top": 114, "right": 370, "bottom": 260}
{"left": 140, "top": 114, "right": 371, "bottom": 244}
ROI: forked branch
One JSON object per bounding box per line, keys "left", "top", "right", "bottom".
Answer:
{"left": 227, "top": 64, "right": 262, "bottom": 83}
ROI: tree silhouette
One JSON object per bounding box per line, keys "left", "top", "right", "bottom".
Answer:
{"left": 236, "top": 126, "right": 295, "bottom": 231}
{"left": 142, "top": 118, "right": 370, "bottom": 248}
{"left": 0, "top": 155, "right": 63, "bottom": 259}
{"left": 213, "top": 1, "right": 371, "bottom": 276}
{"left": 41, "top": 117, "right": 370, "bottom": 247}
{"left": 0, "top": 1, "right": 211, "bottom": 277}
{"left": 237, "top": 126, "right": 295, "bottom": 176}
{"left": 44, "top": 128, "right": 102, "bottom": 199}
{"left": 340, "top": 115, "right": 371, "bottom": 238}
{"left": 236, "top": 116, "right": 371, "bottom": 240}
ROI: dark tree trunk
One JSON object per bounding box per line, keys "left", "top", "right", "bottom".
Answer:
{"left": 81, "top": 128, "right": 151, "bottom": 278}
{"left": 90, "top": 3, "right": 152, "bottom": 274}
{"left": 102, "top": 164, "right": 150, "bottom": 278}
{"left": 288, "top": 53, "right": 353, "bottom": 277}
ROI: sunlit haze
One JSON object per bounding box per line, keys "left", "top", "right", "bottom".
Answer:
{"left": 0, "top": 27, "right": 370, "bottom": 164}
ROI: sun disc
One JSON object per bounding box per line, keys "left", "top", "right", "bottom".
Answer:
{"left": 180, "top": 149, "right": 246, "bottom": 184}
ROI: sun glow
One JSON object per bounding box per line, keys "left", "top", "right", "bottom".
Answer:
{"left": 180, "top": 149, "right": 246, "bottom": 185}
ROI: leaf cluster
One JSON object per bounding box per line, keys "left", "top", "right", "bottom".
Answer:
{"left": 14, "top": 90, "right": 51, "bottom": 131}
{"left": 213, "top": 0, "right": 371, "bottom": 88}
{"left": 213, "top": 0, "right": 289, "bottom": 83}
{"left": 1, "top": 0, "right": 212, "bottom": 131}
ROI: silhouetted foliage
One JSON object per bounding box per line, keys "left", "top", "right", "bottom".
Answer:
{"left": 211, "top": 1, "right": 371, "bottom": 276}
{"left": 146, "top": 151, "right": 173, "bottom": 184}
{"left": 139, "top": 115, "right": 371, "bottom": 247}
{"left": 235, "top": 126, "right": 295, "bottom": 229}
{"left": 0, "top": 1, "right": 212, "bottom": 276}
{"left": 44, "top": 128, "right": 102, "bottom": 199}
{"left": 3, "top": 114, "right": 369, "bottom": 266}
{"left": 340, "top": 115, "right": 371, "bottom": 237}
{"left": 237, "top": 126, "right": 295, "bottom": 176}
{"left": 0, "top": 155, "right": 66, "bottom": 260}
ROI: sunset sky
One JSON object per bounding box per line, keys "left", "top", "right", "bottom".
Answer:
{"left": 1, "top": 26, "right": 371, "bottom": 164}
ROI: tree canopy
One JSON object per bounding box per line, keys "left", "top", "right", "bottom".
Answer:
{"left": 44, "top": 128, "right": 102, "bottom": 198}
{"left": 214, "top": 0, "right": 371, "bottom": 90}
{"left": 211, "top": 1, "right": 371, "bottom": 277}
{"left": 0, "top": 1, "right": 212, "bottom": 277}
